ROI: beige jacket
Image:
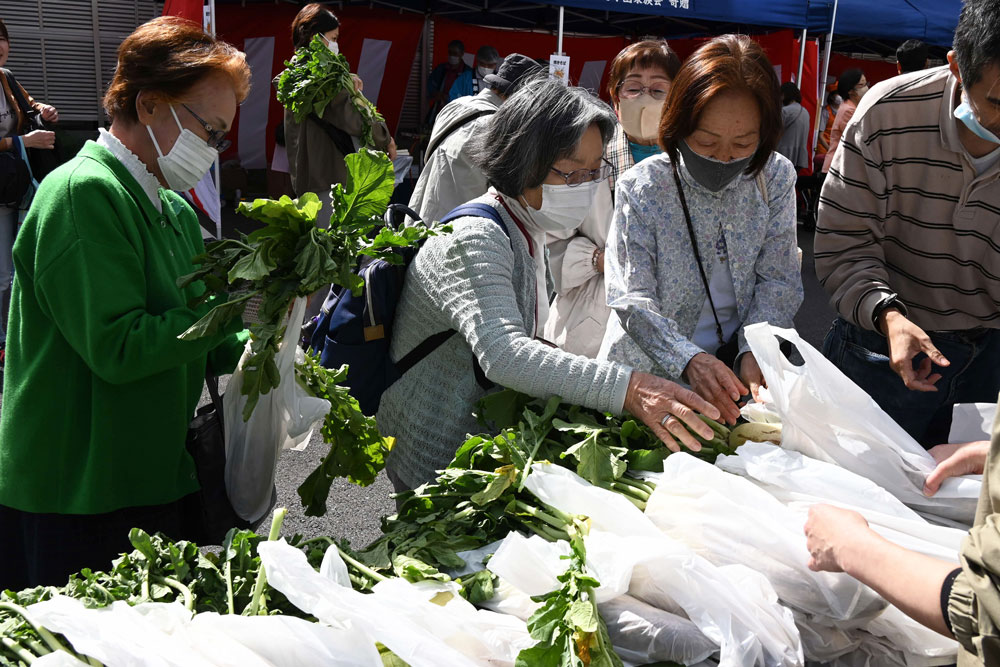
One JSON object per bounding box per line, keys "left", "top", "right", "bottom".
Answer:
{"left": 949, "top": 402, "right": 1000, "bottom": 665}
{"left": 284, "top": 87, "right": 391, "bottom": 197}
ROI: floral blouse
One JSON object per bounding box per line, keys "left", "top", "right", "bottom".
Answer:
{"left": 598, "top": 150, "right": 804, "bottom": 380}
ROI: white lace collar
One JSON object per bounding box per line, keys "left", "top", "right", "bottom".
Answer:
{"left": 96, "top": 128, "right": 162, "bottom": 213}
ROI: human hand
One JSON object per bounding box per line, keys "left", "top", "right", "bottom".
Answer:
{"left": 923, "top": 440, "right": 989, "bottom": 496}
{"left": 387, "top": 137, "right": 398, "bottom": 161}
{"left": 739, "top": 352, "right": 766, "bottom": 402}
{"left": 23, "top": 129, "right": 55, "bottom": 149}
{"left": 351, "top": 74, "right": 364, "bottom": 92}
{"left": 624, "top": 371, "right": 721, "bottom": 453}
{"left": 683, "top": 352, "right": 747, "bottom": 425}
{"left": 38, "top": 104, "right": 58, "bottom": 122}
{"left": 879, "top": 310, "right": 950, "bottom": 391}
{"left": 804, "top": 504, "right": 872, "bottom": 573}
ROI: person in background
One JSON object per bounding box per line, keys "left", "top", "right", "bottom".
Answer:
{"left": 283, "top": 3, "right": 395, "bottom": 218}
{"left": 805, "top": 412, "right": 999, "bottom": 664}
{"left": 897, "top": 39, "right": 930, "bottom": 75}
{"left": 0, "top": 17, "right": 57, "bottom": 373}
{"left": 0, "top": 17, "right": 250, "bottom": 591}
{"left": 378, "top": 78, "right": 722, "bottom": 492}
{"left": 544, "top": 40, "right": 680, "bottom": 357}
{"left": 425, "top": 40, "right": 467, "bottom": 125}
{"left": 815, "top": 0, "right": 1000, "bottom": 447}
{"left": 448, "top": 45, "right": 499, "bottom": 102}
{"left": 814, "top": 87, "right": 841, "bottom": 173}
{"left": 821, "top": 68, "right": 868, "bottom": 173}
{"left": 776, "top": 81, "right": 811, "bottom": 171}
{"left": 409, "top": 54, "right": 541, "bottom": 222}
{"left": 599, "top": 35, "right": 803, "bottom": 426}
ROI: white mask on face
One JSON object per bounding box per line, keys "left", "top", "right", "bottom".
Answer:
{"left": 520, "top": 180, "right": 600, "bottom": 232}
{"left": 477, "top": 65, "right": 494, "bottom": 79}
{"left": 146, "top": 105, "right": 218, "bottom": 192}
{"left": 618, "top": 94, "right": 665, "bottom": 143}
{"left": 323, "top": 36, "right": 340, "bottom": 55}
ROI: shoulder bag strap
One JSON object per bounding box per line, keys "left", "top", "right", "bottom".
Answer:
{"left": 671, "top": 160, "right": 725, "bottom": 347}
{"left": 4, "top": 70, "right": 35, "bottom": 124}
{"left": 205, "top": 373, "right": 225, "bottom": 441}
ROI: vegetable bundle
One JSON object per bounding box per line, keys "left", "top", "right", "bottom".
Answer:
{"left": 276, "top": 35, "right": 385, "bottom": 148}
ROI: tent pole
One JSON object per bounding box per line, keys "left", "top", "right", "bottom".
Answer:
{"left": 557, "top": 5, "right": 564, "bottom": 55}
{"left": 815, "top": 0, "right": 839, "bottom": 150}
{"left": 209, "top": 0, "right": 223, "bottom": 241}
{"left": 796, "top": 28, "right": 807, "bottom": 85}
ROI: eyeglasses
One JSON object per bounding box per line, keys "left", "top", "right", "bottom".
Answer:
{"left": 550, "top": 159, "right": 614, "bottom": 187}
{"left": 180, "top": 103, "right": 231, "bottom": 152}
{"left": 618, "top": 83, "right": 670, "bottom": 101}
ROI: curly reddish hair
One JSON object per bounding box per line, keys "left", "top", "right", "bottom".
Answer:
{"left": 658, "top": 34, "right": 782, "bottom": 177}
{"left": 103, "top": 16, "right": 250, "bottom": 123}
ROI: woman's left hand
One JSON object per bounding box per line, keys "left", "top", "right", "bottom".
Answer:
{"left": 739, "top": 352, "right": 766, "bottom": 402}
{"left": 804, "top": 504, "right": 872, "bottom": 573}
{"left": 38, "top": 104, "right": 58, "bottom": 123}
{"left": 387, "top": 137, "right": 398, "bottom": 161}
{"left": 351, "top": 74, "right": 364, "bottom": 92}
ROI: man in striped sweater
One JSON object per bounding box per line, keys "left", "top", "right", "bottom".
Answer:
{"left": 816, "top": 0, "right": 1000, "bottom": 447}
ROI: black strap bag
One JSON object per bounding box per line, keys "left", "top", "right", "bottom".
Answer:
{"left": 185, "top": 375, "right": 274, "bottom": 544}
{"left": 0, "top": 137, "right": 30, "bottom": 208}
{"left": 3, "top": 69, "right": 61, "bottom": 182}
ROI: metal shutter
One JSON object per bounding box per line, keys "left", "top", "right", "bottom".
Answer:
{"left": 3, "top": 1, "right": 162, "bottom": 124}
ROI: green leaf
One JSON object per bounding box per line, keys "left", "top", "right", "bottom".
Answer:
{"left": 391, "top": 555, "right": 451, "bottom": 583}
{"left": 330, "top": 149, "right": 395, "bottom": 227}
{"left": 229, "top": 245, "right": 277, "bottom": 282}
{"left": 470, "top": 465, "right": 517, "bottom": 506}
{"left": 178, "top": 291, "right": 254, "bottom": 341}
{"left": 625, "top": 447, "right": 670, "bottom": 472}
{"left": 566, "top": 599, "right": 599, "bottom": 633}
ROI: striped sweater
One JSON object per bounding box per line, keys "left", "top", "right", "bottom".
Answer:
{"left": 815, "top": 66, "right": 1000, "bottom": 332}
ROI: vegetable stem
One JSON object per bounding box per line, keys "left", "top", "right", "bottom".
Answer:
{"left": 0, "top": 603, "right": 73, "bottom": 657}
{"left": 246, "top": 508, "right": 288, "bottom": 616}
{"left": 154, "top": 576, "right": 194, "bottom": 611}
{"left": 611, "top": 482, "right": 650, "bottom": 502}
{"left": 514, "top": 501, "right": 568, "bottom": 531}
{"left": 336, "top": 546, "right": 388, "bottom": 584}
{"left": 522, "top": 520, "right": 570, "bottom": 543}
{"left": 1, "top": 635, "right": 37, "bottom": 664}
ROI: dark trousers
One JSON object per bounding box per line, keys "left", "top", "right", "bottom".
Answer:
{"left": 822, "top": 317, "right": 1000, "bottom": 447}
{"left": 0, "top": 493, "right": 198, "bottom": 592}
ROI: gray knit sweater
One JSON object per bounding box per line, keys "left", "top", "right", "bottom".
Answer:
{"left": 377, "top": 194, "right": 633, "bottom": 490}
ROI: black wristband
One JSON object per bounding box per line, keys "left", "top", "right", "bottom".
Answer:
{"left": 871, "top": 293, "right": 905, "bottom": 334}
{"left": 940, "top": 567, "right": 963, "bottom": 635}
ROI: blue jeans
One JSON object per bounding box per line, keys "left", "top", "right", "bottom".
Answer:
{"left": 822, "top": 318, "right": 1000, "bottom": 447}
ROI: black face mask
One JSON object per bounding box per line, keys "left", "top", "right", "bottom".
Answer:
{"left": 677, "top": 140, "right": 753, "bottom": 192}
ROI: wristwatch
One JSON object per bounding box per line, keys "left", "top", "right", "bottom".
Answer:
{"left": 871, "top": 292, "right": 906, "bottom": 334}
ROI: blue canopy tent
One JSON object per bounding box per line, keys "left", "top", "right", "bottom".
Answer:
{"left": 822, "top": 0, "right": 962, "bottom": 48}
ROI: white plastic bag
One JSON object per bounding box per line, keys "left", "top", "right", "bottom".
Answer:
{"left": 648, "top": 453, "right": 887, "bottom": 627}
{"left": 744, "top": 323, "right": 980, "bottom": 525}
{"left": 224, "top": 296, "right": 330, "bottom": 522}
{"left": 600, "top": 594, "right": 718, "bottom": 666}
{"left": 950, "top": 402, "right": 996, "bottom": 443}
{"left": 258, "top": 540, "right": 533, "bottom": 667}
{"left": 523, "top": 463, "right": 803, "bottom": 667}
{"left": 716, "top": 443, "right": 965, "bottom": 562}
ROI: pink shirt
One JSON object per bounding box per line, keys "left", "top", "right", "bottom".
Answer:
{"left": 822, "top": 99, "right": 858, "bottom": 173}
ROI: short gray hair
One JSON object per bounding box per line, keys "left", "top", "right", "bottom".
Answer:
{"left": 469, "top": 78, "right": 617, "bottom": 197}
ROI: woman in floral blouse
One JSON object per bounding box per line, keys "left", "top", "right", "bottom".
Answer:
{"left": 599, "top": 34, "right": 804, "bottom": 425}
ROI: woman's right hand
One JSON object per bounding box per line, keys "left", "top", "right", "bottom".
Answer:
{"left": 923, "top": 440, "right": 989, "bottom": 496}
{"left": 624, "top": 371, "right": 721, "bottom": 453}
{"left": 23, "top": 129, "right": 55, "bottom": 150}
{"left": 683, "top": 352, "right": 747, "bottom": 425}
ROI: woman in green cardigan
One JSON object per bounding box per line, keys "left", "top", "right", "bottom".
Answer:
{"left": 0, "top": 17, "right": 251, "bottom": 590}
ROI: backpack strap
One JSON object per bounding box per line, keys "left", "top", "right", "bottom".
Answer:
{"left": 399, "top": 201, "right": 512, "bottom": 390}
{"left": 424, "top": 108, "right": 495, "bottom": 162}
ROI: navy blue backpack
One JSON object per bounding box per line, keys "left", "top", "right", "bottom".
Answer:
{"left": 310, "top": 202, "right": 510, "bottom": 415}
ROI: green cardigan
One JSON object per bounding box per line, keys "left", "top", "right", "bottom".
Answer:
{"left": 0, "top": 141, "right": 246, "bottom": 515}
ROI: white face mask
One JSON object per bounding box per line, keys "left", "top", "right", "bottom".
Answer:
{"left": 520, "top": 180, "right": 599, "bottom": 232}
{"left": 146, "top": 105, "right": 218, "bottom": 192}
{"left": 618, "top": 95, "right": 665, "bottom": 143}
{"left": 955, "top": 92, "right": 1000, "bottom": 144}
{"left": 477, "top": 65, "right": 494, "bottom": 79}
{"left": 323, "top": 35, "right": 340, "bottom": 55}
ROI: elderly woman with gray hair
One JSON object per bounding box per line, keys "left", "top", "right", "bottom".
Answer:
{"left": 376, "top": 78, "right": 720, "bottom": 492}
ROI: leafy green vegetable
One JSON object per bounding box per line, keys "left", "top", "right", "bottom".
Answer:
{"left": 276, "top": 34, "right": 385, "bottom": 148}
{"left": 177, "top": 149, "right": 441, "bottom": 422}
{"left": 295, "top": 351, "right": 393, "bottom": 516}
